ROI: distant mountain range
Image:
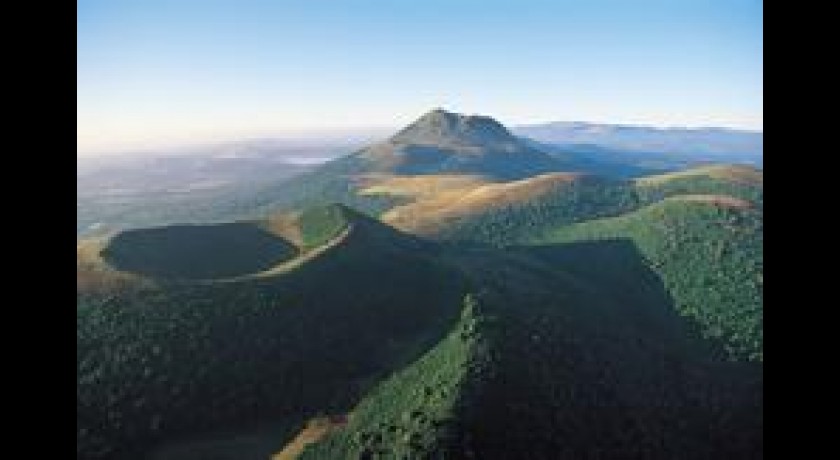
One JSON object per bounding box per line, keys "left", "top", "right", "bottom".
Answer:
{"left": 77, "top": 110, "right": 764, "bottom": 236}
{"left": 513, "top": 121, "right": 763, "bottom": 166}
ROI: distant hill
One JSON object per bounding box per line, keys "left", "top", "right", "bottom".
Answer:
{"left": 357, "top": 108, "right": 562, "bottom": 179}
{"left": 77, "top": 114, "right": 764, "bottom": 237}
{"left": 361, "top": 172, "right": 635, "bottom": 238}
{"left": 377, "top": 163, "right": 762, "bottom": 246}
{"left": 222, "top": 109, "right": 569, "bottom": 219}
{"left": 78, "top": 111, "right": 764, "bottom": 237}
{"left": 238, "top": 109, "right": 666, "bottom": 219}
{"left": 514, "top": 121, "right": 763, "bottom": 167}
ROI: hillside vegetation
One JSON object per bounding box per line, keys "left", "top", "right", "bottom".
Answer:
{"left": 534, "top": 198, "right": 763, "bottom": 361}
{"left": 299, "top": 237, "right": 762, "bottom": 458}
{"left": 212, "top": 109, "right": 571, "bottom": 220}
{"left": 635, "top": 165, "right": 763, "bottom": 207}
{"left": 403, "top": 164, "right": 763, "bottom": 247}
{"left": 77, "top": 108, "right": 762, "bottom": 459}
{"left": 299, "top": 294, "right": 490, "bottom": 459}
{"left": 447, "top": 245, "right": 761, "bottom": 459}
{"left": 364, "top": 173, "right": 592, "bottom": 236}
{"left": 77, "top": 205, "right": 467, "bottom": 460}
{"left": 429, "top": 175, "right": 641, "bottom": 245}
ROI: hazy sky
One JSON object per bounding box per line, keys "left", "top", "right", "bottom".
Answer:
{"left": 78, "top": 0, "right": 762, "bottom": 155}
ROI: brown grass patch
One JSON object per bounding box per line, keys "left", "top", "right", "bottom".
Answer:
{"left": 668, "top": 194, "right": 754, "bottom": 210}
{"left": 457, "top": 173, "right": 584, "bottom": 208}
{"left": 77, "top": 237, "right": 146, "bottom": 294}
{"left": 213, "top": 224, "right": 353, "bottom": 283}
{"left": 365, "top": 173, "right": 586, "bottom": 234}
{"left": 272, "top": 415, "right": 348, "bottom": 460}
{"left": 261, "top": 212, "right": 304, "bottom": 247}
{"left": 636, "top": 164, "right": 763, "bottom": 186}
{"left": 358, "top": 173, "right": 489, "bottom": 197}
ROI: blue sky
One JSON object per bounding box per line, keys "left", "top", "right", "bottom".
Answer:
{"left": 77, "top": 0, "right": 763, "bottom": 154}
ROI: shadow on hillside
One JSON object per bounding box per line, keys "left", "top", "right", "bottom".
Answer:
{"left": 511, "top": 238, "right": 726, "bottom": 358}
{"left": 455, "top": 237, "right": 763, "bottom": 459}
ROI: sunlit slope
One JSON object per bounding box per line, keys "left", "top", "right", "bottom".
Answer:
{"left": 362, "top": 172, "right": 639, "bottom": 244}
{"left": 535, "top": 197, "right": 763, "bottom": 361}
{"left": 635, "top": 164, "right": 763, "bottom": 206}
{"left": 362, "top": 172, "right": 588, "bottom": 234}
{"left": 214, "top": 116, "right": 764, "bottom": 225}
{"left": 77, "top": 237, "right": 149, "bottom": 294}
{"left": 77, "top": 204, "right": 467, "bottom": 460}
{"left": 635, "top": 164, "right": 762, "bottom": 186}
{"left": 232, "top": 109, "right": 572, "bottom": 219}
{"left": 383, "top": 163, "right": 763, "bottom": 247}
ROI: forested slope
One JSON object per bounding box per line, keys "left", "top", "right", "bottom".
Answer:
{"left": 77, "top": 205, "right": 467, "bottom": 460}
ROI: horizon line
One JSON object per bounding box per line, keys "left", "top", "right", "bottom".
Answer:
{"left": 78, "top": 116, "right": 763, "bottom": 157}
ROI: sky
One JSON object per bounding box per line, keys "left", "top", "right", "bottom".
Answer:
{"left": 78, "top": 0, "right": 763, "bottom": 155}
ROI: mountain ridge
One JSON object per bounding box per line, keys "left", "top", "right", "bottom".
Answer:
{"left": 390, "top": 108, "right": 522, "bottom": 151}
{"left": 514, "top": 121, "right": 763, "bottom": 163}
{"left": 356, "top": 108, "right": 562, "bottom": 179}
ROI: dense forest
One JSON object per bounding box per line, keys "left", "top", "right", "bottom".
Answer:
{"left": 77, "top": 206, "right": 467, "bottom": 459}
{"left": 78, "top": 110, "right": 762, "bottom": 460}
{"left": 442, "top": 243, "right": 762, "bottom": 459}
{"left": 298, "top": 235, "right": 762, "bottom": 458}
{"left": 433, "top": 176, "right": 640, "bottom": 246}
{"left": 300, "top": 294, "right": 490, "bottom": 459}
{"left": 535, "top": 199, "right": 763, "bottom": 361}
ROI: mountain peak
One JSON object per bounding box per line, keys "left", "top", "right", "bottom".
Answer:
{"left": 391, "top": 109, "right": 516, "bottom": 147}
{"left": 355, "top": 109, "right": 562, "bottom": 179}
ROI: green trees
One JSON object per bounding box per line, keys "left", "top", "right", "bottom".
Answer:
{"left": 440, "top": 243, "right": 760, "bottom": 459}
{"left": 436, "top": 177, "right": 640, "bottom": 246}
{"left": 297, "top": 204, "right": 352, "bottom": 248}
{"left": 300, "top": 293, "right": 487, "bottom": 459}
{"left": 77, "top": 210, "right": 466, "bottom": 460}
{"left": 78, "top": 166, "right": 763, "bottom": 459}
{"left": 537, "top": 200, "right": 763, "bottom": 361}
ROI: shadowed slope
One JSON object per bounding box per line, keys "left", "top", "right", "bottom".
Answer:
{"left": 302, "top": 239, "right": 762, "bottom": 459}
{"left": 449, "top": 241, "right": 762, "bottom": 459}
{"left": 536, "top": 198, "right": 763, "bottom": 361}
{"left": 77, "top": 204, "right": 466, "bottom": 460}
